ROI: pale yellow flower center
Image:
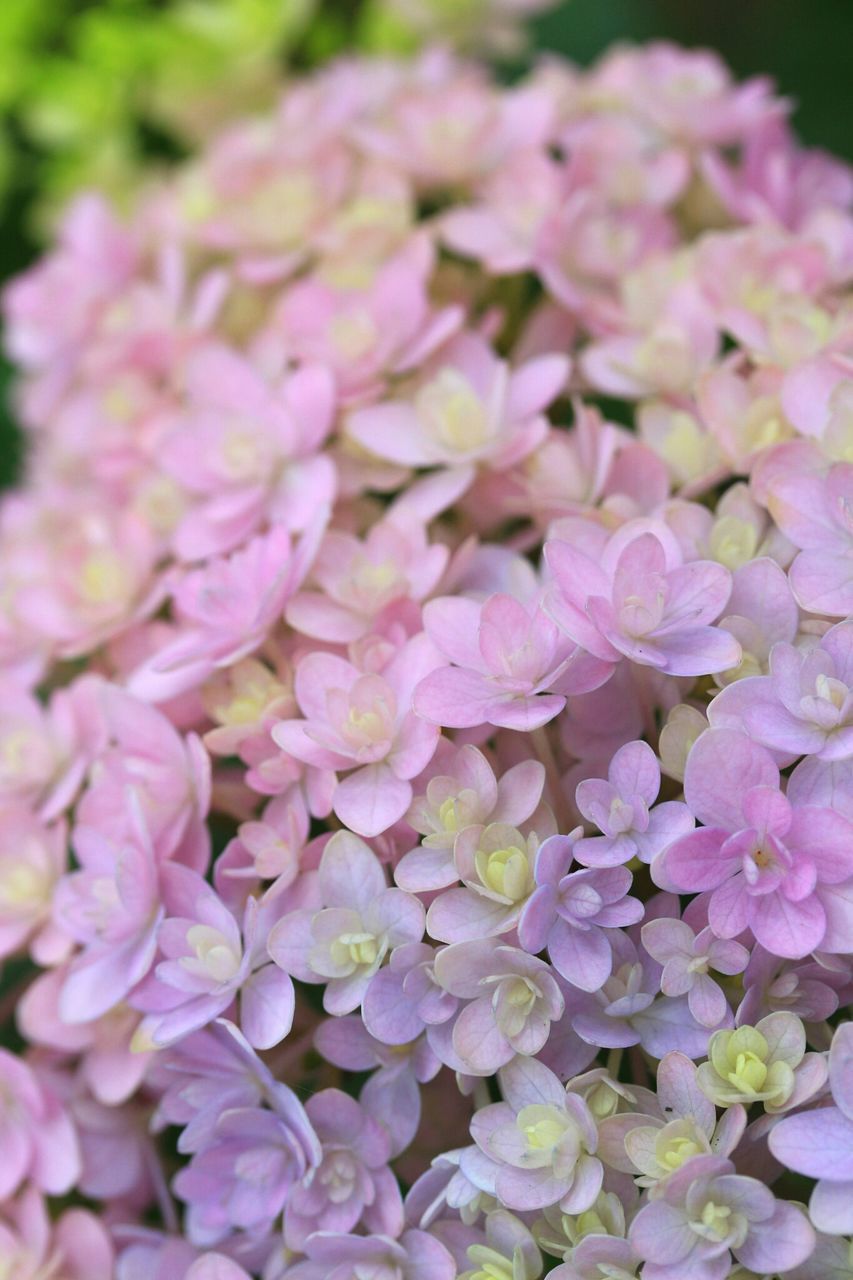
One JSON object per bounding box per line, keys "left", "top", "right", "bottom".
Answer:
{"left": 416, "top": 369, "right": 491, "bottom": 453}
{"left": 330, "top": 931, "right": 379, "bottom": 968}
{"left": 78, "top": 550, "right": 126, "bottom": 606}
{"left": 184, "top": 924, "right": 242, "bottom": 984}
{"left": 477, "top": 844, "right": 531, "bottom": 901}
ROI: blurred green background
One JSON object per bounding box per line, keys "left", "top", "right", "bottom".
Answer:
{"left": 1, "top": 0, "right": 852, "bottom": 492}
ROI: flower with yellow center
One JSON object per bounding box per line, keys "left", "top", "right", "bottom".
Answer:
{"left": 460, "top": 1246, "right": 515, "bottom": 1280}
{"left": 697, "top": 1016, "right": 804, "bottom": 1110}
{"left": 738, "top": 394, "right": 792, "bottom": 458}
{"left": 202, "top": 658, "right": 292, "bottom": 731}
{"left": 77, "top": 549, "right": 127, "bottom": 608}
{"left": 643, "top": 405, "right": 719, "bottom": 486}
{"left": 623, "top": 1116, "right": 712, "bottom": 1188}
{"left": 534, "top": 1191, "right": 626, "bottom": 1257}
{"left": 516, "top": 1103, "right": 572, "bottom": 1167}
{"left": 0, "top": 855, "right": 51, "bottom": 921}
{"left": 346, "top": 554, "right": 406, "bottom": 614}
{"left": 655, "top": 1127, "right": 704, "bottom": 1173}
{"left": 709, "top": 514, "right": 759, "bottom": 571}
{"left": 691, "top": 1199, "right": 740, "bottom": 1244}
{"left": 473, "top": 825, "right": 535, "bottom": 904}
{"left": 237, "top": 170, "right": 319, "bottom": 250}
{"left": 220, "top": 423, "right": 267, "bottom": 482}
{"left": 182, "top": 924, "right": 243, "bottom": 985}
{"left": 329, "top": 931, "right": 380, "bottom": 969}
{"left": 328, "top": 309, "right": 379, "bottom": 363}
{"left": 415, "top": 368, "right": 493, "bottom": 455}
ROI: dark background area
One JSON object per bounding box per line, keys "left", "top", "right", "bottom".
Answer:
{"left": 1, "top": 0, "right": 851, "bottom": 490}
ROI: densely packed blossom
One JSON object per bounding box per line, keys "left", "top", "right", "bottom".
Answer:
{"left": 0, "top": 24, "right": 851, "bottom": 1280}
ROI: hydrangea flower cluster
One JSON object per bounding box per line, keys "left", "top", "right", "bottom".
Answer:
{"left": 0, "top": 32, "right": 851, "bottom": 1280}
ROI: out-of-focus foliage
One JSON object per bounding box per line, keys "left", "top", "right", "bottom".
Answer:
{"left": 1, "top": 0, "right": 321, "bottom": 229}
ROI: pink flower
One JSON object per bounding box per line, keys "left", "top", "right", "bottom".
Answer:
{"left": 272, "top": 633, "right": 442, "bottom": 836}
{"left": 11, "top": 504, "right": 159, "bottom": 658}
{"left": 598, "top": 1049, "right": 745, "bottom": 1188}
{"left": 161, "top": 343, "right": 336, "bottom": 559}
{"left": 545, "top": 520, "right": 741, "bottom": 679}
{"left": 535, "top": 188, "right": 674, "bottom": 324}
{"left": 574, "top": 739, "right": 694, "bottom": 867}
{"left": 3, "top": 193, "right": 136, "bottom": 380}
{"left": 424, "top": 815, "right": 556, "bottom": 944}
{"left": 415, "top": 591, "right": 609, "bottom": 732}
{"left": 53, "top": 809, "right": 165, "bottom": 1023}
{"left": 75, "top": 685, "right": 211, "bottom": 866}
{"left": 581, "top": 283, "right": 719, "bottom": 400}
{"left": 283, "top": 1089, "right": 403, "bottom": 1248}
{"left": 281, "top": 1229, "right": 455, "bottom": 1280}
{"left": 654, "top": 728, "right": 853, "bottom": 958}
{"left": 129, "top": 522, "right": 322, "bottom": 701}
{"left": 315, "top": 1012, "right": 441, "bottom": 1158}
{"left": 268, "top": 830, "right": 425, "bottom": 1015}
{"left": 18, "top": 966, "right": 151, "bottom": 1106}
{"left": 133, "top": 863, "right": 314, "bottom": 1049}
{"left": 0, "top": 1187, "right": 112, "bottom": 1280}
{"left": 174, "top": 1099, "right": 320, "bottom": 1245}
{"left": 592, "top": 42, "right": 777, "bottom": 144}
{"left": 273, "top": 248, "right": 463, "bottom": 402}
{"left": 518, "top": 833, "right": 644, "bottom": 992}
{"left": 286, "top": 514, "right": 449, "bottom": 643}
{"left": 0, "top": 677, "right": 103, "bottom": 820}
{"left": 0, "top": 807, "right": 68, "bottom": 964}
{"left": 469, "top": 1056, "right": 603, "bottom": 1213}
{"left": 432, "top": 938, "right": 564, "bottom": 1074}
{"left": 395, "top": 745, "right": 545, "bottom": 892}
{"left": 348, "top": 332, "right": 568, "bottom": 477}
{"left": 441, "top": 149, "right": 562, "bottom": 274}
{"left": 570, "top": 932, "right": 712, "bottom": 1058}
{"left": 710, "top": 621, "right": 853, "bottom": 760}
{"left": 710, "top": 556, "right": 799, "bottom": 687}
{"left": 641, "top": 916, "right": 749, "bottom": 1027}
{"left": 629, "top": 1153, "right": 814, "bottom": 1280}
{"left": 769, "top": 1021, "right": 853, "bottom": 1235}
{"left": 762, "top": 448, "right": 853, "bottom": 617}
{"left": 0, "top": 1051, "right": 80, "bottom": 1198}
{"left": 703, "top": 117, "right": 853, "bottom": 232}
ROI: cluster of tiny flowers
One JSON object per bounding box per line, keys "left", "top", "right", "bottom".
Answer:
{"left": 0, "top": 35, "right": 852, "bottom": 1280}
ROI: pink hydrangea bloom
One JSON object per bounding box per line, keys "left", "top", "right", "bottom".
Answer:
{"left": 0, "top": 1051, "right": 80, "bottom": 1199}
{"left": 286, "top": 514, "right": 448, "bottom": 643}
{"left": 641, "top": 915, "right": 748, "bottom": 1026}
{"left": 0, "top": 24, "right": 850, "bottom": 1279}
{"left": 769, "top": 1021, "right": 853, "bottom": 1235}
{"left": 415, "top": 591, "right": 609, "bottom": 731}
{"left": 469, "top": 1056, "right": 603, "bottom": 1214}
{"left": 161, "top": 344, "right": 336, "bottom": 559}
{"left": 283, "top": 1089, "right": 403, "bottom": 1248}
{"left": 0, "top": 1186, "right": 113, "bottom": 1280}
{"left": 574, "top": 739, "right": 694, "bottom": 867}
{"left": 518, "top": 832, "right": 644, "bottom": 991}
{"left": 348, "top": 333, "right": 568, "bottom": 477}
{"left": 132, "top": 863, "right": 314, "bottom": 1049}
{"left": 281, "top": 1229, "right": 455, "bottom": 1280}
{"left": 272, "top": 633, "right": 442, "bottom": 835}
{"left": 628, "top": 1153, "right": 814, "bottom": 1280}
{"left": 655, "top": 727, "right": 853, "bottom": 957}
{"left": 763, "top": 448, "right": 853, "bottom": 616}
{"left": 710, "top": 620, "right": 853, "bottom": 759}
{"left": 53, "top": 808, "right": 166, "bottom": 1023}
{"left": 268, "top": 830, "right": 425, "bottom": 1014}
{"left": 545, "top": 521, "right": 742, "bottom": 679}
{"left": 432, "top": 938, "right": 564, "bottom": 1073}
